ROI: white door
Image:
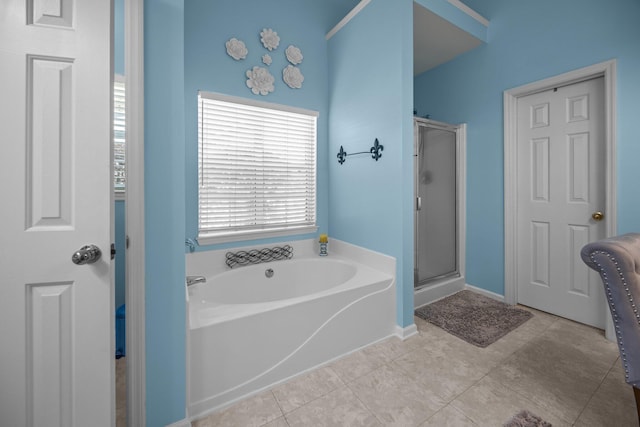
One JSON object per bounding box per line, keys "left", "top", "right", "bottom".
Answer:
{"left": 516, "top": 77, "right": 606, "bottom": 328}
{"left": 0, "top": 1, "right": 113, "bottom": 426}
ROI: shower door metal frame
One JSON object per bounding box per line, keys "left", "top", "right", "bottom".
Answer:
{"left": 413, "top": 118, "right": 466, "bottom": 297}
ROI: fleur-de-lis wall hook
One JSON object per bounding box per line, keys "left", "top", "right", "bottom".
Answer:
{"left": 337, "top": 145, "right": 347, "bottom": 164}
{"left": 336, "top": 139, "right": 384, "bottom": 165}
{"left": 370, "top": 138, "right": 383, "bottom": 161}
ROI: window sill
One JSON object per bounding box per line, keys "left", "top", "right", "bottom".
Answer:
{"left": 197, "top": 225, "right": 318, "bottom": 246}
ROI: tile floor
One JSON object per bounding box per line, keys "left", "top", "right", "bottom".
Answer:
{"left": 191, "top": 306, "right": 640, "bottom": 427}
{"left": 116, "top": 356, "right": 126, "bottom": 427}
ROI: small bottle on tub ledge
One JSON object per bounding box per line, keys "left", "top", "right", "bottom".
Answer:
{"left": 319, "top": 234, "right": 328, "bottom": 256}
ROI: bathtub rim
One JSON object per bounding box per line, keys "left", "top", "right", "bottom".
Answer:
{"left": 191, "top": 256, "right": 359, "bottom": 304}
{"left": 188, "top": 254, "right": 393, "bottom": 330}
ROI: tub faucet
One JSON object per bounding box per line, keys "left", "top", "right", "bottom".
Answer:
{"left": 186, "top": 276, "right": 206, "bottom": 287}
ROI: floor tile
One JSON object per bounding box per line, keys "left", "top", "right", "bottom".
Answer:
{"left": 262, "top": 417, "right": 290, "bottom": 427}
{"left": 329, "top": 345, "right": 388, "bottom": 383}
{"left": 392, "top": 344, "right": 486, "bottom": 402}
{"left": 116, "top": 357, "right": 126, "bottom": 427}
{"left": 348, "top": 363, "right": 446, "bottom": 426}
{"left": 413, "top": 315, "right": 432, "bottom": 334}
{"left": 450, "top": 375, "right": 570, "bottom": 427}
{"left": 575, "top": 360, "right": 639, "bottom": 427}
{"left": 367, "top": 334, "right": 430, "bottom": 363}
{"left": 191, "top": 391, "right": 283, "bottom": 427}
{"left": 488, "top": 323, "right": 617, "bottom": 423}
{"left": 284, "top": 386, "right": 381, "bottom": 427}
{"left": 543, "top": 318, "right": 618, "bottom": 369}
{"left": 272, "top": 366, "right": 344, "bottom": 413}
{"left": 419, "top": 404, "right": 478, "bottom": 427}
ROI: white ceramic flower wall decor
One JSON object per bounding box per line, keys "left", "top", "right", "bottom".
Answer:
{"left": 285, "top": 45, "right": 303, "bottom": 65}
{"left": 262, "top": 54, "right": 272, "bottom": 66}
{"left": 225, "top": 38, "right": 248, "bottom": 60}
{"left": 246, "top": 66, "right": 275, "bottom": 95}
{"left": 283, "top": 65, "right": 304, "bottom": 89}
{"left": 260, "top": 28, "right": 280, "bottom": 51}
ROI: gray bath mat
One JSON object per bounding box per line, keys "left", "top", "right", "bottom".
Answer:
{"left": 414, "top": 290, "right": 532, "bottom": 348}
{"left": 503, "top": 409, "right": 552, "bottom": 427}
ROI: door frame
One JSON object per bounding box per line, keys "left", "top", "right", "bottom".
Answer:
{"left": 503, "top": 60, "right": 617, "bottom": 328}
{"left": 124, "top": 0, "right": 146, "bottom": 425}
{"left": 413, "top": 118, "right": 467, "bottom": 308}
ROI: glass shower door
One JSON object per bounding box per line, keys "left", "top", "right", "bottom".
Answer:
{"left": 415, "top": 123, "right": 458, "bottom": 287}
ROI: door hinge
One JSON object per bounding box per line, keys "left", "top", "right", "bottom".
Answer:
{"left": 111, "top": 243, "right": 116, "bottom": 260}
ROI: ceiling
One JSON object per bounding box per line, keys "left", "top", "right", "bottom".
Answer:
{"left": 326, "top": 1, "right": 483, "bottom": 76}
{"left": 413, "top": 2, "right": 483, "bottom": 76}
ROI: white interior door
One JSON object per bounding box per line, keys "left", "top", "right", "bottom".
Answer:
{"left": 0, "top": 1, "right": 113, "bottom": 426}
{"left": 516, "top": 77, "right": 606, "bottom": 328}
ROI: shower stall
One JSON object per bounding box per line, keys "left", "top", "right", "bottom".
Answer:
{"left": 414, "top": 118, "right": 466, "bottom": 307}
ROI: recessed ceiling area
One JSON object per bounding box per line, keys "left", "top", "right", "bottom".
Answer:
{"left": 413, "top": 2, "right": 483, "bottom": 76}
{"left": 326, "top": 1, "right": 485, "bottom": 77}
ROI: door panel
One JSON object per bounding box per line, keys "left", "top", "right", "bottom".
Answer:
{"left": 516, "top": 77, "right": 605, "bottom": 328}
{"left": 415, "top": 124, "right": 458, "bottom": 286}
{"left": 0, "top": 1, "right": 113, "bottom": 426}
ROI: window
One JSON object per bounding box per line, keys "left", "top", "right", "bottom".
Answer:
{"left": 198, "top": 91, "right": 318, "bottom": 244}
{"left": 113, "top": 75, "right": 126, "bottom": 196}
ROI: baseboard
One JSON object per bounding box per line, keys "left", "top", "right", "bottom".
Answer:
{"left": 394, "top": 323, "right": 418, "bottom": 340}
{"left": 465, "top": 284, "right": 505, "bottom": 302}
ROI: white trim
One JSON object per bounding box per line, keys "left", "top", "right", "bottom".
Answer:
{"left": 503, "top": 60, "right": 617, "bottom": 333}
{"left": 124, "top": 0, "right": 145, "bottom": 426}
{"left": 198, "top": 90, "right": 319, "bottom": 117}
{"left": 457, "top": 123, "right": 467, "bottom": 284}
{"left": 465, "top": 284, "right": 505, "bottom": 302}
{"left": 326, "top": 0, "right": 371, "bottom": 40}
{"left": 447, "top": 0, "right": 489, "bottom": 27}
{"left": 197, "top": 226, "right": 318, "bottom": 246}
{"left": 394, "top": 324, "right": 418, "bottom": 340}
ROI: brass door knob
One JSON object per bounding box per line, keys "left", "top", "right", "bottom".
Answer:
{"left": 592, "top": 211, "right": 604, "bottom": 221}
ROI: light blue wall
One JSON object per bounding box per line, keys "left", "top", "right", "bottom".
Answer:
{"left": 327, "top": 0, "right": 414, "bottom": 327}
{"left": 184, "top": 0, "right": 338, "bottom": 252}
{"left": 136, "top": 1, "right": 640, "bottom": 424}
{"left": 144, "top": 0, "right": 186, "bottom": 426}
{"left": 141, "top": 1, "right": 358, "bottom": 425}
{"left": 414, "top": 0, "right": 640, "bottom": 296}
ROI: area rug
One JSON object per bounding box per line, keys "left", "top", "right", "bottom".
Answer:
{"left": 503, "top": 409, "right": 552, "bottom": 427}
{"left": 414, "top": 290, "right": 533, "bottom": 348}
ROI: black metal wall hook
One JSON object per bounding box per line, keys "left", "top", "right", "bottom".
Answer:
{"left": 337, "top": 138, "right": 384, "bottom": 165}
{"left": 370, "top": 138, "right": 383, "bottom": 161}
{"left": 337, "top": 145, "right": 347, "bottom": 164}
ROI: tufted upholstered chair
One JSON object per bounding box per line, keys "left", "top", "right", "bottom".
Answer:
{"left": 581, "top": 233, "right": 640, "bottom": 422}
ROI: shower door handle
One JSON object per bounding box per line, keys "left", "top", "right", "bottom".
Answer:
{"left": 416, "top": 197, "right": 422, "bottom": 211}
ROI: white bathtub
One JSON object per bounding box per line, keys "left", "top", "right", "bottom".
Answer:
{"left": 186, "top": 239, "right": 396, "bottom": 418}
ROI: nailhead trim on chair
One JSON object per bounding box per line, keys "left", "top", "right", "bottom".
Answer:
{"left": 589, "top": 250, "right": 640, "bottom": 386}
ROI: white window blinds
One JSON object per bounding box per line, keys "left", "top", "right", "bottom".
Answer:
{"left": 198, "top": 92, "right": 318, "bottom": 242}
{"left": 113, "top": 75, "right": 126, "bottom": 195}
